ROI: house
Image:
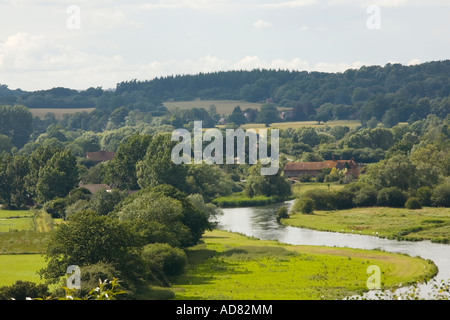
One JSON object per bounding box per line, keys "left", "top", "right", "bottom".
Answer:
{"left": 86, "top": 151, "right": 115, "bottom": 162}
{"left": 283, "top": 160, "right": 360, "bottom": 179}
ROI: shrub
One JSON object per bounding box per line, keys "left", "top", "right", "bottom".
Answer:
{"left": 377, "top": 187, "right": 407, "bottom": 208}
{"left": 329, "top": 189, "right": 354, "bottom": 210}
{"left": 353, "top": 185, "right": 378, "bottom": 207}
{"left": 43, "top": 197, "right": 67, "bottom": 219}
{"left": 296, "top": 197, "right": 315, "bottom": 215}
{"left": 405, "top": 197, "right": 422, "bottom": 210}
{"left": 142, "top": 243, "right": 187, "bottom": 277}
{"left": 0, "top": 281, "right": 49, "bottom": 300}
{"left": 276, "top": 206, "right": 289, "bottom": 222}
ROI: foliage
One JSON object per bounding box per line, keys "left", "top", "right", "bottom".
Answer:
{"left": 377, "top": 187, "right": 407, "bottom": 208}
{"left": 40, "top": 211, "right": 144, "bottom": 285}
{"left": 136, "top": 133, "right": 188, "bottom": 191}
{"left": 292, "top": 197, "right": 315, "bottom": 215}
{"left": 51, "top": 278, "right": 125, "bottom": 300}
{"left": 431, "top": 181, "right": 450, "bottom": 207}
{"left": 0, "top": 105, "right": 33, "bottom": 148}
{"left": 405, "top": 197, "right": 422, "bottom": 210}
{"left": 0, "top": 280, "right": 49, "bottom": 300}
{"left": 142, "top": 243, "right": 187, "bottom": 277}
{"left": 276, "top": 206, "right": 289, "bottom": 222}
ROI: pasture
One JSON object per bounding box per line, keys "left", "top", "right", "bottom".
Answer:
{"left": 284, "top": 206, "right": 450, "bottom": 243}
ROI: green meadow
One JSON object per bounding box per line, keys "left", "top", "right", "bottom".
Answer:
{"left": 283, "top": 207, "right": 450, "bottom": 243}
{"left": 171, "top": 230, "right": 437, "bottom": 300}
{"left": 0, "top": 209, "right": 52, "bottom": 287}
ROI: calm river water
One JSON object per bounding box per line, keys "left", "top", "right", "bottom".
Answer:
{"left": 212, "top": 200, "right": 450, "bottom": 299}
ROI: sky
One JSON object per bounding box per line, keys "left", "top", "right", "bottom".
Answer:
{"left": 0, "top": 0, "right": 449, "bottom": 91}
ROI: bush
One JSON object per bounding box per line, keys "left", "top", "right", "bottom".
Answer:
{"left": 416, "top": 186, "right": 432, "bottom": 206}
{"left": 142, "top": 243, "right": 187, "bottom": 277}
{"left": 377, "top": 187, "right": 407, "bottom": 208}
{"left": 353, "top": 185, "right": 378, "bottom": 207}
{"left": 293, "top": 197, "right": 315, "bottom": 215}
{"left": 276, "top": 206, "right": 289, "bottom": 222}
{"left": 431, "top": 182, "right": 450, "bottom": 207}
{"left": 43, "top": 197, "right": 67, "bottom": 219}
{"left": 405, "top": 197, "right": 422, "bottom": 210}
{"left": 0, "top": 281, "right": 49, "bottom": 300}
{"left": 329, "top": 189, "right": 354, "bottom": 210}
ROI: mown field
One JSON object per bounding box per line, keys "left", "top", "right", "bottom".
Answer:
{"left": 171, "top": 230, "right": 437, "bottom": 300}
{"left": 283, "top": 206, "right": 450, "bottom": 243}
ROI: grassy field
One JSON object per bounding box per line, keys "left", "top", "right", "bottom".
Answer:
{"left": 283, "top": 207, "right": 450, "bottom": 243}
{"left": 0, "top": 209, "right": 53, "bottom": 287}
{"left": 0, "top": 210, "right": 34, "bottom": 233}
{"left": 171, "top": 230, "right": 436, "bottom": 300}
{"left": 0, "top": 254, "right": 46, "bottom": 287}
{"left": 29, "top": 108, "right": 95, "bottom": 120}
{"left": 291, "top": 182, "right": 345, "bottom": 198}
{"left": 163, "top": 100, "right": 263, "bottom": 115}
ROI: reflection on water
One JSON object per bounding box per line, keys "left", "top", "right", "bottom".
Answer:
{"left": 212, "top": 200, "right": 450, "bottom": 299}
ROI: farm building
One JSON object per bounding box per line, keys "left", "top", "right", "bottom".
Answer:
{"left": 283, "top": 160, "right": 360, "bottom": 179}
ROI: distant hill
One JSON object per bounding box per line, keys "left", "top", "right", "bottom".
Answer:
{"left": 0, "top": 60, "right": 449, "bottom": 123}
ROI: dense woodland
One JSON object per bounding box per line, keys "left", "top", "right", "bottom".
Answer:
{"left": 0, "top": 60, "right": 449, "bottom": 299}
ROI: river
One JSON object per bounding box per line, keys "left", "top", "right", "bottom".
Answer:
{"left": 212, "top": 200, "right": 450, "bottom": 299}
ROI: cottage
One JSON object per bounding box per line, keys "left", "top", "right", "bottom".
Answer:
{"left": 283, "top": 160, "right": 360, "bottom": 179}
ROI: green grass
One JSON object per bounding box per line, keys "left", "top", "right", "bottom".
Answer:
{"left": 171, "top": 230, "right": 436, "bottom": 300}
{"left": 212, "top": 192, "right": 282, "bottom": 208}
{"left": 291, "top": 182, "right": 345, "bottom": 198}
{"left": 0, "top": 254, "right": 46, "bottom": 287}
{"left": 283, "top": 207, "right": 450, "bottom": 243}
{"left": 0, "top": 210, "right": 34, "bottom": 233}
{"left": 0, "top": 231, "right": 50, "bottom": 254}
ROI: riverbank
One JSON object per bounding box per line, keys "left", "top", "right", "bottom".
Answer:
{"left": 282, "top": 206, "right": 450, "bottom": 243}
{"left": 171, "top": 230, "right": 437, "bottom": 300}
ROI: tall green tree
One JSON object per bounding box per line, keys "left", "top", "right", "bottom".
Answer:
{"left": 36, "top": 150, "right": 79, "bottom": 203}
{"left": 136, "top": 133, "right": 188, "bottom": 191}
{"left": 0, "top": 105, "right": 33, "bottom": 148}
{"left": 104, "top": 134, "right": 152, "bottom": 190}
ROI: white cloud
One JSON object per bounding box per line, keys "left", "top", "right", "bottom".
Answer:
{"left": 253, "top": 20, "right": 272, "bottom": 30}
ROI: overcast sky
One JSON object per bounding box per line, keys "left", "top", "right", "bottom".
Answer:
{"left": 0, "top": 0, "right": 449, "bottom": 91}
